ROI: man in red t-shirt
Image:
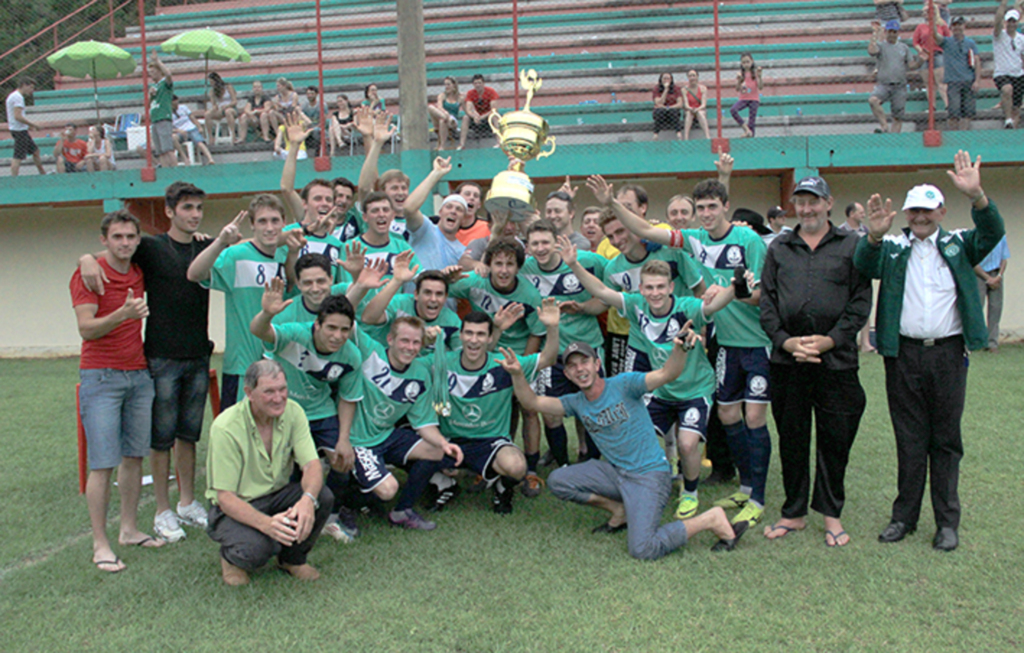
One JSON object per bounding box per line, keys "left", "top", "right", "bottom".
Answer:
{"left": 71, "top": 210, "right": 165, "bottom": 573}
{"left": 54, "top": 124, "right": 91, "bottom": 174}
{"left": 459, "top": 74, "right": 500, "bottom": 150}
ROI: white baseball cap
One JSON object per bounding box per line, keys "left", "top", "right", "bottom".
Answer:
{"left": 1006, "top": 9, "right": 1020, "bottom": 21}
{"left": 440, "top": 194, "right": 469, "bottom": 211}
{"left": 901, "top": 184, "right": 945, "bottom": 210}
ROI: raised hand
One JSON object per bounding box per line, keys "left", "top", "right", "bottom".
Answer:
{"left": 284, "top": 112, "right": 312, "bottom": 148}
{"left": 586, "top": 174, "right": 614, "bottom": 205}
{"left": 354, "top": 105, "right": 374, "bottom": 138}
{"left": 555, "top": 234, "right": 578, "bottom": 267}
{"left": 121, "top": 288, "right": 149, "bottom": 320}
{"left": 714, "top": 150, "right": 734, "bottom": 178}
{"left": 340, "top": 241, "right": 367, "bottom": 278}
{"left": 494, "top": 301, "right": 525, "bottom": 331}
{"left": 946, "top": 149, "right": 984, "bottom": 201}
{"left": 442, "top": 264, "right": 467, "bottom": 283}
{"left": 672, "top": 319, "right": 697, "bottom": 349}
{"left": 284, "top": 229, "right": 307, "bottom": 252}
{"left": 357, "top": 257, "right": 389, "bottom": 289}
{"left": 558, "top": 175, "right": 579, "bottom": 199}
{"left": 559, "top": 300, "right": 581, "bottom": 315}
{"left": 261, "top": 277, "right": 293, "bottom": 315}
{"left": 538, "top": 296, "right": 561, "bottom": 328}
{"left": 391, "top": 249, "right": 420, "bottom": 284}
{"left": 218, "top": 210, "right": 247, "bottom": 246}
{"left": 496, "top": 346, "right": 524, "bottom": 376}
{"left": 865, "top": 193, "right": 896, "bottom": 242}
{"left": 373, "top": 110, "right": 397, "bottom": 144}
{"left": 433, "top": 155, "right": 453, "bottom": 176}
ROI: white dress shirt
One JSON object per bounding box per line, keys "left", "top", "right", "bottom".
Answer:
{"left": 900, "top": 230, "right": 962, "bottom": 339}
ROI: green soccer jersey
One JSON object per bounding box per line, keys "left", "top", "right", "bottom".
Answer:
{"left": 449, "top": 272, "right": 544, "bottom": 353}
{"left": 150, "top": 78, "right": 173, "bottom": 123}
{"left": 376, "top": 293, "right": 462, "bottom": 358}
{"left": 331, "top": 207, "right": 364, "bottom": 242}
{"left": 521, "top": 252, "right": 606, "bottom": 350}
{"left": 619, "top": 293, "right": 715, "bottom": 402}
{"left": 268, "top": 322, "right": 363, "bottom": 421}
{"left": 272, "top": 297, "right": 318, "bottom": 326}
{"left": 440, "top": 350, "right": 539, "bottom": 440}
{"left": 204, "top": 242, "right": 290, "bottom": 378}
{"left": 672, "top": 226, "right": 770, "bottom": 348}
{"left": 283, "top": 223, "right": 346, "bottom": 283}
{"left": 350, "top": 327, "right": 436, "bottom": 447}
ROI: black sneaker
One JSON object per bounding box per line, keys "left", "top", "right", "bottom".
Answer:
{"left": 430, "top": 483, "right": 461, "bottom": 513}
{"left": 492, "top": 483, "right": 514, "bottom": 515}
{"left": 337, "top": 506, "right": 360, "bottom": 538}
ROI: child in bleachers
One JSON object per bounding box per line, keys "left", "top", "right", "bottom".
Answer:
{"left": 730, "top": 53, "right": 762, "bottom": 137}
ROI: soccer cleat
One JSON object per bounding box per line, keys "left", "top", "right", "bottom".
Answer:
{"left": 176, "top": 500, "right": 209, "bottom": 528}
{"left": 713, "top": 491, "right": 750, "bottom": 510}
{"left": 521, "top": 473, "right": 544, "bottom": 498}
{"left": 492, "top": 483, "right": 515, "bottom": 515}
{"left": 387, "top": 509, "right": 437, "bottom": 531}
{"left": 674, "top": 494, "right": 699, "bottom": 521}
{"left": 730, "top": 502, "right": 764, "bottom": 528}
{"left": 154, "top": 509, "right": 186, "bottom": 543}
{"left": 430, "top": 483, "right": 461, "bottom": 513}
{"left": 467, "top": 474, "right": 487, "bottom": 493}
{"left": 336, "top": 506, "right": 360, "bottom": 538}
{"left": 322, "top": 516, "right": 356, "bottom": 543}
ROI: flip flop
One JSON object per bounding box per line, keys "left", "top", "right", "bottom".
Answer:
{"left": 94, "top": 557, "right": 125, "bottom": 574}
{"left": 591, "top": 522, "right": 627, "bottom": 534}
{"left": 764, "top": 522, "right": 803, "bottom": 540}
{"left": 123, "top": 535, "right": 165, "bottom": 549}
{"left": 825, "top": 530, "right": 850, "bottom": 547}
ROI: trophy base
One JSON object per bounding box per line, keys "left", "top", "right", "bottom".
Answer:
{"left": 485, "top": 169, "right": 536, "bottom": 222}
{"left": 484, "top": 196, "right": 534, "bottom": 222}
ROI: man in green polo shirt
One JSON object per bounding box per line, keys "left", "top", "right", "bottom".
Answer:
{"left": 205, "top": 359, "right": 333, "bottom": 586}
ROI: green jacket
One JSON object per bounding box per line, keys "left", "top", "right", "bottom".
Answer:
{"left": 853, "top": 200, "right": 1005, "bottom": 357}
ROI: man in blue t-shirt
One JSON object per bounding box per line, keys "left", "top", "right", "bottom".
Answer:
{"left": 501, "top": 339, "right": 745, "bottom": 560}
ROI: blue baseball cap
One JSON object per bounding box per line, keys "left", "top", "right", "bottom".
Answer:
{"left": 885, "top": 19, "right": 900, "bottom": 31}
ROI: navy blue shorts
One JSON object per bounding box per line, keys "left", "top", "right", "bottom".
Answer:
{"left": 624, "top": 345, "right": 651, "bottom": 374}
{"left": 451, "top": 437, "right": 516, "bottom": 481}
{"left": 309, "top": 414, "right": 340, "bottom": 452}
{"left": 648, "top": 395, "right": 712, "bottom": 441}
{"left": 715, "top": 346, "right": 770, "bottom": 404}
{"left": 352, "top": 428, "right": 424, "bottom": 493}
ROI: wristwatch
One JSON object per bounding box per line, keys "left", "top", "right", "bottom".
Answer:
{"left": 302, "top": 491, "right": 319, "bottom": 509}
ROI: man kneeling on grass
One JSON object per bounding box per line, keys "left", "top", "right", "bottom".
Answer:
{"left": 206, "top": 359, "right": 333, "bottom": 585}
{"left": 499, "top": 338, "right": 745, "bottom": 559}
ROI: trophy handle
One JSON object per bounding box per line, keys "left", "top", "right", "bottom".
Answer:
{"left": 534, "top": 136, "right": 556, "bottom": 161}
{"left": 487, "top": 111, "right": 503, "bottom": 137}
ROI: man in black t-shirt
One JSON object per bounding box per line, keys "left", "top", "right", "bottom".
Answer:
{"left": 79, "top": 182, "right": 214, "bottom": 543}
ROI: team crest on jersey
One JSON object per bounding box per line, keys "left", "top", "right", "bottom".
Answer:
{"left": 944, "top": 244, "right": 960, "bottom": 257}
{"left": 667, "top": 317, "right": 680, "bottom": 338}
{"left": 726, "top": 246, "right": 743, "bottom": 267}
{"left": 563, "top": 274, "right": 580, "bottom": 292}
{"left": 481, "top": 373, "right": 494, "bottom": 394}
{"left": 749, "top": 375, "right": 768, "bottom": 396}
{"left": 404, "top": 383, "right": 420, "bottom": 401}
{"left": 683, "top": 407, "right": 700, "bottom": 426}
{"left": 326, "top": 364, "right": 344, "bottom": 382}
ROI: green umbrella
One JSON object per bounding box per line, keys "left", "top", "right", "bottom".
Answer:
{"left": 47, "top": 40, "right": 136, "bottom": 121}
{"left": 161, "top": 29, "right": 251, "bottom": 99}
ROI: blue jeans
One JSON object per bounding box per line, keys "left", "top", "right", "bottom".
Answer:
{"left": 79, "top": 368, "right": 155, "bottom": 470}
{"left": 549, "top": 459, "right": 688, "bottom": 560}
{"left": 149, "top": 356, "right": 209, "bottom": 451}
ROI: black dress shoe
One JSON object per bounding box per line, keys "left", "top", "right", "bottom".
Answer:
{"left": 878, "top": 521, "right": 916, "bottom": 543}
{"left": 933, "top": 527, "right": 958, "bottom": 551}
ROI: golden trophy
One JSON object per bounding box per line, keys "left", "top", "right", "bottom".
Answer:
{"left": 484, "top": 69, "right": 556, "bottom": 221}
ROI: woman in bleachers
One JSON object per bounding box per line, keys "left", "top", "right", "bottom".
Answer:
{"left": 428, "top": 76, "right": 462, "bottom": 150}
{"left": 328, "top": 94, "right": 356, "bottom": 156}
{"left": 913, "top": 2, "right": 950, "bottom": 110}
{"left": 730, "top": 53, "right": 762, "bottom": 137}
{"left": 683, "top": 70, "right": 712, "bottom": 140}
{"left": 84, "top": 124, "right": 115, "bottom": 171}
{"left": 205, "top": 72, "right": 239, "bottom": 144}
{"left": 238, "top": 80, "right": 275, "bottom": 143}
{"left": 362, "top": 83, "right": 386, "bottom": 112}
{"left": 273, "top": 77, "right": 299, "bottom": 116}
{"left": 652, "top": 72, "right": 683, "bottom": 139}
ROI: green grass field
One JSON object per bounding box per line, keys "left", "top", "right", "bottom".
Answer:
{"left": 1, "top": 350, "right": 1023, "bottom": 652}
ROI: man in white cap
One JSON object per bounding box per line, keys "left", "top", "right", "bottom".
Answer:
{"left": 403, "top": 156, "right": 475, "bottom": 272}
{"left": 854, "top": 150, "right": 1005, "bottom": 552}
{"left": 993, "top": 0, "right": 1024, "bottom": 128}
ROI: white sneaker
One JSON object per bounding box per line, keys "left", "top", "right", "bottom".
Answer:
{"left": 322, "top": 516, "right": 356, "bottom": 544}
{"left": 154, "top": 509, "right": 186, "bottom": 543}
{"left": 176, "top": 500, "right": 209, "bottom": 528}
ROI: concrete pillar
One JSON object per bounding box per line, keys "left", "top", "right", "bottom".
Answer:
{"left": 396, "top": 0, "right": 429, "bottom": 153}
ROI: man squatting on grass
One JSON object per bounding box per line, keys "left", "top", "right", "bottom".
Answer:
{"left": 501, "top": 336, "right": 745, "bottom": 560}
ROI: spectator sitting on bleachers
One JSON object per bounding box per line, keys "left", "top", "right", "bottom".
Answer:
{"left": 84, "top": 125, "right": 115, "bottom": 171}
{"left": 731, "top": 53, "right": 762, "bottom": 137}
{"left": 238, "top": 80, "right": 275, "bottom": 143}
{"left": 362, "top": 83, "right": 385, "bottom": 112}
{"left": 328, "top": 94, "right": 355, "bottom": 156}
{"left": 912, "top": 2, "right": 950, "bottom": 109}
{"left": 652, "top": 72, "right": 684, "bottom": 139}
{"left": 299, "top": 86, "right": 322, "bottom": 155}
{"left": 936, "top": 15, "right": 979, "bottom": 131}
{"left": 459, "top": 74, "right": 499, "bottom": 150}
{"left": 273, "top": 77, "right": 299, "bottom": 116}
{"left": 171, "top": 96, "right": 215, "bottom": 166}
{"left": 206, "top": 72, "right": 239, "bottom": 144}
{"left": 868, "top": 20, "right": 921, "bottom": 133}
{"left": 875, "top": 0, "right": 909, "bottom": 23}
{"left": 428, "top": 76, "right": 462, "bottom": 150}
{"left": 683, "top": 70, "right": 712, "bottom": 141}
{"left": 53, "top": 124, "right": 90, "bottom": 174}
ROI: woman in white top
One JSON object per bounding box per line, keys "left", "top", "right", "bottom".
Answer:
{"left": 205, "top": 72, "right": 239, "bottom": 143}
{"left": 84, "top": 125, "right": 116, "bottom": 171}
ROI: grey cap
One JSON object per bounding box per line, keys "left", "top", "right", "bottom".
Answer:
{"left": 563, "top": 341, "right": 598, "bottom": 361}
{"left": 792, "top": 176, "right": 832, "bottom": 199}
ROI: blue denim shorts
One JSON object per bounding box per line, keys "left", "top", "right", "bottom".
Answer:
{"left": 149, "top": 356, "right": 209, "bottom": 451}
{"left": 79, "top": 369, "right": 155, "bottom": 469}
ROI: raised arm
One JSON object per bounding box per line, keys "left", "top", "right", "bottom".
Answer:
{"left": 868, "top": 22, "right": 881, "bottom": 55}
{"left": 404, "top": 156, "right": 452, "bottom": 232}
{"left": 715, "top": 150, "right": 734, "bottom": 192}
{"left": 995, "top": 0, "right": 1008, "bottom": 37}
{"left": 557, "top": 235, "right": 624, "bottom": 311}
{"left": 536, "top": 297, "right": 562, "bottom": 370}
{"left": 186, "top": 210, "right": 246, "bottom": 282}
{"left": 360, "top": 251, "right": 417, "bottom": 325}
{"left": 498, "top": 347, "right": 566, "bottom": 417}
{"left": 151, "top": 49, "right": 172, "bottom": 85}
{"left": 249, "top": 277, "right": 293, "bottom": 344}
{"left": 279, "top": 113, "right": 314, "bottom": 221}
{"left": 356, "top": 108, "right": 396, "bottom": 201}
{"left": 587, "top": 174, "right": 671, "bottom": 246}
{"left": 644, "top": 331, "right": 696, "bottom": 392}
